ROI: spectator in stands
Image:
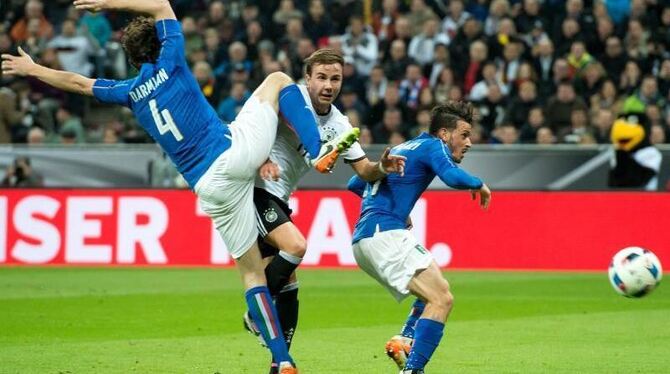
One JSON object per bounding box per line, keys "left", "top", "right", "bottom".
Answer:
{"left": 555, "top": 18, "right": 581, "bottom": 57}
{"left": 399, "top": 62, "right": 428, "bottom": 110}
{"left": 56, "top": 108, "right": 85, "bottom": 143}
{"left": 337, "top": 85, "right": 368, "bottom": 120}
{"left": 536, "top": 126, "right": 557, "bottom": 145}
{"left": 593, "top": 108, "right": 615, "bottom": 143}
{"left": 181, "top": 16, "right": 203, "bottom": 57}
{"left": 46, "top": 19, "right": 95, "bottom": 77}
{"left": 494, "top": 123, "right": 519, "bottom": 145}
{"left": 484, "top": 0, "right": 511, "bottom": 36}
{"left": 619, "top": 60, "right": 642, "bottom": 96}
{"left": 487, "top": 17, "right": 519, "bottom": 60}
{"left": 575, "top": 62, "right": 606, "bottom": 102}
{"left": 304, "top": 0, "right": 334, "bottom": 46}
{"left": 478, "top": 84, "right": 509, "bottom": 134}
{"left": 408, "top": 17, "right": 449, "bottom": 67}
{"left": 365, "top": 65, "right": 388, "bottom": 107}
{"left": 22, "top": 18, "right": 49, "bottom": 57}
{"left": 469, "top": 62, "right": 508, "bottom": 102}
{"left": 373, "top": 107, "right": 405, "bottom": 144}
{"left": 544, "top": 80, "right": 588, "bottom": 133}
{"left": 516, "top": 0, "right": 542, "bottom": 35}
{"left": 371, "top": 0, "right": 401, "bottom": 46}
{"left": 559, "top": 107, "right": 596, "bottom": 144}
{"left": 0, "top": 87, "right": 25, "bottom": 143}
{"left": 192, "top": 61, "right": 221, "bottom": 106}
{"left": 27, "top": 127, "right": 45, "bottom": 144}
{"left": 203, "top": 28, "right": 227, "bottom": 73}
{"left": 426, "top": 43, "right": 450, "bottom": 87}
{"left": 504, "top": 80, "right": 538, "bottom": 128}
{"left": 358, "top": 126, "right": 373, "bottom": 146}
{"left": 217, "top": 81, "right": 250, "bottom": 123}
{"left": 383, "top": 39, "right": 413, "bottom": 81}
{"left": 434, "top": 67, "right": 456, "bottom": 104}
{"left": 273, "top": 0, "right": 303, "bottom": 29}
{"left": 519, "top": 106, "right": 545, "bottom": 143}
{"left": 449, "top": 17, "right": 484, "bottom": 73}
{"left": 406, "top": 0, "right": 438, "bottom": 36}
{"left": 566, "top": 41, "right": 594, "bottom": 80}
{"left": 496, "top": 40, "right": 524, "bottom": 91}
{"left": 600, "top": 36, "right": 627, "bottom": 82}
{"left": 590, "top": 79, "right": 621, "bottom": 113}
{"left": 203, "top": 1, "right": 226, "bottom": 29}
{"left": 441, "top": 0, "right": 470, "bottom": 40}
{"left": 462, "top": 40, "right": 489, "bottom": 95}
{"left": 341, "top": 14, "right": 378, "bottom": 77}
{"left": 79, "top": 10, "right": 112, "bottom": 49}
{"left": 1, "top": 156, "right": 43, "bottom": 187}
{"left": 590, "top": 16, "right": 614, "bottom": 59}
{"left": 9, "top": 0, "right": 53, "bottom": 43}
{"left": 623, "top": 75, "right": 664, "bottom": 113}
{"left": 650, "top": 124, "right": 667, "bottom": 145}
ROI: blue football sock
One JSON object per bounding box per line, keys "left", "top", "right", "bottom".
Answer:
{"left": 245, "top": 286, "right": 292, "bottom": 364}
{"left": 400, "top": 299, "right": 426, "bottom": 339}
{"left": 278, "top": 84, "right": 321, "bottom": 159}
{"left": 405, "top": 318, "right": 444, "bottom": 370}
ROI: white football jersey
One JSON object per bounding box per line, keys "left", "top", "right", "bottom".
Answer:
{"left": 255, "top": 85, "right": 366, "bottom": 202}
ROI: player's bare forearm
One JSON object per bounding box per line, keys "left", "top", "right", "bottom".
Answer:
{"left": 31, "top": 64, "right": 95, "bottom": 96}
{"left": 351, "top": 147, "right": 406, "bottom": 181}
{"left": 2, "top": 47, "right": 94, "bottom": 96}
{"left": 73, "top": 0, "right": 176, "bottom": 20}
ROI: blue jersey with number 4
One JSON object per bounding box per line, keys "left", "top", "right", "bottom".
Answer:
{"left": 348, "top": 132, "right": 483, "bottom": 243}
{"left": 92, "top": 19, "right": 231, "bottom": 187}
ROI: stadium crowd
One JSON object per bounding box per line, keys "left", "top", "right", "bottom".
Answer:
{"left": 1, "top": 0, "right": 670, "bottom": 146}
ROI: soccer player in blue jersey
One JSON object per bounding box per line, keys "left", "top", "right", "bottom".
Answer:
{"left": 347, "top": 102, "right": 492, "bottom": 374}
{"left": 1, "top": 1, "right": 355, "bottom": 372}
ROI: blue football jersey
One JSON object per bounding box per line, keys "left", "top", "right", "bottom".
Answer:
{"left": 92, "top": 19, "right": 231, "bottom": 187}
{"left": 349, "top": 132, "right": 483, "bottom": 243}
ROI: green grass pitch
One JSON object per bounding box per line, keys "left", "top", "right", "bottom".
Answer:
{"left": 1, "top": 268, "right": 668, "bottom": 373}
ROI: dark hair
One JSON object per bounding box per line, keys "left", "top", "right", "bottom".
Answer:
{"left": 303, "top": 48, "right": 344, "bottom": 76}
{"left": 429, "top": 101, "right": 475, "bottom": 134}
{"left": 122, "top": 17, "right": 161, "bottom": 67}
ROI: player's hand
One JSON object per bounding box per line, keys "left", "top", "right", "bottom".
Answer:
{"left": 380, "top": 147, "right": 406, "bottom": 176}
{"left": 1, "top": 47, "right": 36, "bottom": 76}
{"left": 471, "top": 183, "right": 491, "bottom": 210}
{"left": 73, "top": 0, "right": 108, "bottom": 12}
{"left": 259, "top": 159, "right": 280, "bottom": 181}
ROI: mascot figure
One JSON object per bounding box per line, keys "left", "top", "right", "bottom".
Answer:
{"left": 608, "top": 112, "right": 662, "bottom": 190}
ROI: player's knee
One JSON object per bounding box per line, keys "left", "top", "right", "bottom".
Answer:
{"left": 432, "top": 282, "right": 453, "bottom": 313}
{"left": 285, "top": 237, "right": 307, "bottom": 258}
{"left": 266, "top": 71, "right": 293, "bottom": 89}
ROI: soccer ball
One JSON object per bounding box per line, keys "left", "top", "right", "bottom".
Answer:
{"left": 608, "top": 247, "right": 663, "bottom": 298}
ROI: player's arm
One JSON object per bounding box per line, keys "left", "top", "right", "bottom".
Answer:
{"left": 73, "top": 0, "right": 176, "bottom": 20}
{"left": 1, "top": 47, "right": 95, "bottom": 96}
{"left": 428, "top": 142, "right": 491, "bottom": 209}
{"left": 347, "top": 175, "right": 367, "bottom": 198}
{"left": 349, "top": 147, "right": 406, "bottom": 182}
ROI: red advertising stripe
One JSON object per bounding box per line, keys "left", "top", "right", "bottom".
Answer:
{"left": 0, "top": 189, "right": 668, "bottom": 270}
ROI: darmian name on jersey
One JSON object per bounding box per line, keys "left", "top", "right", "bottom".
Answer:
{"left": 129, "top": 68, "right": 169, "bottom": 103}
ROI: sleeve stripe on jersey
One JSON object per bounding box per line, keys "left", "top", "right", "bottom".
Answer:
{"left": 344, "top": 155, "right": 366, "bottom": 164}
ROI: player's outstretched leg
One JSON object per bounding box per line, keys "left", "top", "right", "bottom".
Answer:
{"left": 387, "top": 298, "right": 426, "bottom": 369}
{"left": 236, "top": 242, "right": 298, "bottom": 373}
{"left": 401, "top": 262, "right": 453, "bottom": 373}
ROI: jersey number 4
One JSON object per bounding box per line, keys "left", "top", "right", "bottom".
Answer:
{"left": 149, "top": 99, "right": 183, "bottom": 141}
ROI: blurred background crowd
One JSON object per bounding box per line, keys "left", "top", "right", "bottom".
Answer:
{"left": 1, "top": 0, "right": 670, "bottom": 147}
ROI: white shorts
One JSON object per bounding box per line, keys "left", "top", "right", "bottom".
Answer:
{"left": 195, "top": 97, "right": 278, "bottom": 259}
{"left": 352, "top": 229, "right": 433, "bottom": 302}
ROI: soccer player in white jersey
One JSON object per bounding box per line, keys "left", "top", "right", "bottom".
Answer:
{"left": 2, "top": 2, "right": 357, "bottom": 372}
{"left": 243, "top": 48, "right": 406, "bottom": 373}
{"left": 347, "top": 102, "right": 491, "bottom": 374}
